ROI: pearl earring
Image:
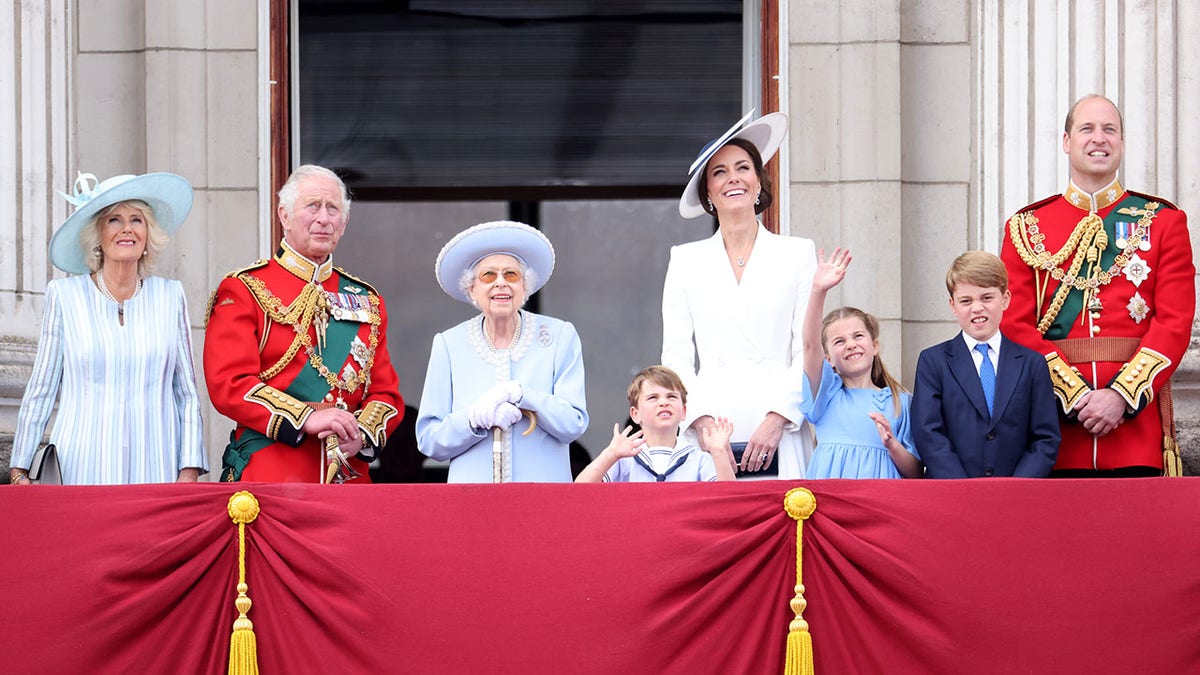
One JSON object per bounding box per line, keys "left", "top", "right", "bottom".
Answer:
{"left": 92, "top": 245, "right": 102, "bottom": 258}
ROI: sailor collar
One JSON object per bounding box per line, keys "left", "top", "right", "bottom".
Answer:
{"left": 1064, "top": 178, "right": 1124, "bottom": 213}
{"left": 276, "top": 239, "right": 333, "bottom": 283}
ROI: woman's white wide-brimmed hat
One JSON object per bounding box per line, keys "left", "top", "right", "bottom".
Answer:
{"left": 435, "top": 220, "right": 556, "bottom": 304}
{"left": 49, "top": 171, "right": 193, "bottom": 274}
{"left": 678, "top": 110, "right": 789, "bottom": 219}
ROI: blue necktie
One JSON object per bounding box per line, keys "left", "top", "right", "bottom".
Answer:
{"left": 975, "top": 343, "right": 995, "bottom": 415}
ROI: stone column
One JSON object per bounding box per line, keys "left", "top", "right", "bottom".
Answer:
{"left": 973, "top": 0, "right": 1200, "bottom": 472}
{"left": 787, "top": 0, "right": 906, "bottom": 375}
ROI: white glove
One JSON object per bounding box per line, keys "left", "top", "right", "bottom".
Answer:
{"left": 468, "top": 400, "right": 498, "bottom": 431}
{"left": 500, "top": 380, "right": 523, "bottom": 405}
{"left": 493, "top": 402, "right": 523, "bottom": 430}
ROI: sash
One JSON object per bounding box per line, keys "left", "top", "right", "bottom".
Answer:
{"left": 1044, "top": 193, "right": 1152, "bottom": 339}
{"left": 222, "top": 274, "right": 374, "bottom": 480}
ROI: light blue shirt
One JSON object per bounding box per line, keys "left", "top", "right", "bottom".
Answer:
{"left": 11, "top": 275, "right": 208, "bottom": 483}
{"left": 416, "top": 310, "right": 588, "bottom": 483}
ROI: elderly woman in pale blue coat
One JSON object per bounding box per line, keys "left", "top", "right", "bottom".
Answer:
{"left": 417, "top": 221, "right": 588, "bottom": 482}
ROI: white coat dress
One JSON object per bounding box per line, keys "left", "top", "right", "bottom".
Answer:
{"left": 661, "top": 224, "right": 817, "bottom": 479}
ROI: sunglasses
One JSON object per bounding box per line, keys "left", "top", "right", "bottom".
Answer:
{"left": 477, "top": 268, "right": 523, "bottom": 284}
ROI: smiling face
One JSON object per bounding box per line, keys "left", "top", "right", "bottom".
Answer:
{"left": 949, "top": 282, "right": 1010, "bottom": 342}
{"left": 1063, "top": 96, "right": 1124, "bottom": 192}
{"left": 279, "top": 175, "right": 347, "bottom": 262}
{"left": 704, "top": 143, "right": 761, "bottom": 217}
{"left": 96, "top": 202, "right": 149, "bottom": 267}
{"left": 468, "top": 253, "right": 526, "bottom": 320}
{"left": 822, "top": 316, "right": 879, "bottom": 380}
{"left": 629, "top": 381, "right": 686, "bottom": 436}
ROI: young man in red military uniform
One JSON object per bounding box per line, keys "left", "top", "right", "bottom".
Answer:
{"left": 1000, "top": 95, "right": 1195, "bottom": 477}
{"left": 204, "top": 165, "right": 403, "bottom": 482}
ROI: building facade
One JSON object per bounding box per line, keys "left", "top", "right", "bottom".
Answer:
{"left": 3, "top": 0, "right": 1198, "bottom": 474}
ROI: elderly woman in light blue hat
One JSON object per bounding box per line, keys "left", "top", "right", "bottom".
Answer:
{"left": 416, "top": 221, "right": 588, "bottom": 483}
{"left": 662, "top": 110, "right": 818, "bottom": 480}
{"left": 8, "top": 172, "right": 208, "bottom": 485}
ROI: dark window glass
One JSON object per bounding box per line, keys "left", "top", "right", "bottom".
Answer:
{"left": 298, "top": 1, "right": 742, "bottom": 193}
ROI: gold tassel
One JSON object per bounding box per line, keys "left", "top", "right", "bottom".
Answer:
{"left": 1163, "top": 437, "right": 1183, "bottom": 477}
{"left": 783, "top": 488, "right": 817, "bottom": 675}
{"left": 227, "top": 491, "right": 261, "bottom": 675}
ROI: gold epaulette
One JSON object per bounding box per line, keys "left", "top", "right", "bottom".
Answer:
{"left": 225, "top": 259, "right": 270, "bottom": 280}
{"left": 334, "top": 267, "right": 380, "bottom": 296}
{"left": 1126, "top": 190, "right": 1178, "bottom": 211}
{"left": 1045, "top": 352, "right": 1090, "bottom": 414}
{"left": 205, "top": 260, "right": 269, "bottom": 326}
{"left": 1109, "top": 347, "right": 1171, "bottom": 412}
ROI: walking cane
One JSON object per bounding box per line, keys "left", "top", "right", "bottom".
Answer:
{"left": 491, "top": 410, "right": 539, "bottom": 483}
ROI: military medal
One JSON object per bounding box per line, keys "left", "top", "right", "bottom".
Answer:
{"left": 1115, "top": 221, "right": 1129, "bottom": 249}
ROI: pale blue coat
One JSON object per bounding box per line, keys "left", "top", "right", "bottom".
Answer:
{"left": 416, "top": 311, "right": 588, "bottom": 482}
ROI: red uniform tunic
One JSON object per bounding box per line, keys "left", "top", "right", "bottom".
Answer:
{"left": 1000, "top": 180, "right": 1194, "bottom": 471}
{"left": 204, "top": 243, "right": 403, "bottom": 482}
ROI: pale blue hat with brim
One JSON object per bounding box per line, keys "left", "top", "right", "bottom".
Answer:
{"left": 678, "top": 110, "right": 789, "bottom": 219}
{"left": 50, "top": 171, "right": 193, "bottom": 274}
{"left": 435, "top": 220, "right": 556, "bottom": 304}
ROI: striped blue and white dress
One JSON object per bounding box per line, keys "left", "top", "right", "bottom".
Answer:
{"left": 10, "top": 274, "right": 207, "bottom": 484}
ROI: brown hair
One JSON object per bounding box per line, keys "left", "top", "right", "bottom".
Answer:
{"left": 627, "top": 365, "right": 688, "bottom": 409}
{"left": 820, "top": 306, "right": 906, "bottom": 416}
{"left": 1064, "top": 94, "right": 1124, "bottom": 137}
{"left": 945, "top": 250, "right": 1008, "bottom": 296}
{"left": 698, "top": 137, "right": 774, "bottom": 219}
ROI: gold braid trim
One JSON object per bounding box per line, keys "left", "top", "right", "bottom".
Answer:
{"left": 1045, "top": 352, "right": 1090, "bottom": 414}
{"left": 1007, "top": 203, "right": 1159, "bottom": 334}
{"left": 1110, "top": 347, "right": 1170, "bottom": 411}
{"left": 237, "top": 274, "right": 381, "bottom": 395}
{"left": 356, "top": 401, "right": 399, "bottom": 447}
{"left": 243, "top": 383, "right": 312, "bottom": 439}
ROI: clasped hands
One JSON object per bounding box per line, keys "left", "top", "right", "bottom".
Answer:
{"left": 469, "top": 380, "right": 525, "bottom": 431}
{"left": 302, "top": 407, "right": 366, "bottom": 456}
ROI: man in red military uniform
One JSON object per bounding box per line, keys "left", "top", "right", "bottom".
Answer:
{"left": 1000, "top": 95, "right": 1195, "bottom": 477}
{"left": 204, "top": 165, "right": 403, "bottom": 482}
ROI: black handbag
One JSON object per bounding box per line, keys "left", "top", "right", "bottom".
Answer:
{"left": 29, "top": 443, "right": 61, "bottom": 484}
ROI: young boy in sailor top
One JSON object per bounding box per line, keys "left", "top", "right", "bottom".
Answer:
{"left": 575, "top": 366, "right": 736, "bottom": 482}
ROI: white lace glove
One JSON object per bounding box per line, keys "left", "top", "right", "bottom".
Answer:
{"left": 493, "top": 402, "right": 523, "bottom": 430}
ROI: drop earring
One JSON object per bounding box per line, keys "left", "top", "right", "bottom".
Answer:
{"left": 755, "top": 193, "right": 761, "bottom": 206}
{"left": 706, "top": 198, "right": 714, "bottom": 213}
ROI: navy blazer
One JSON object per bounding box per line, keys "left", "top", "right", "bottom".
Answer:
{"left": 912, "top": 332, "right": 1060, "bottom": 478}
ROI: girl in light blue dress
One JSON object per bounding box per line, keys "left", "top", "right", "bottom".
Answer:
{"left": 801, "top": 248, "right": 922, "bottom": 479}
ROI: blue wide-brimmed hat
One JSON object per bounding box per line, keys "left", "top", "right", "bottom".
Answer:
{"left": 49, "top": 171, "right": 193, "bottom": 274}
{"left": 678, "top": 110, "right": 789, "bottom": 219}
{"left": 435, "top": 220, "right": 556, "bottom": 304}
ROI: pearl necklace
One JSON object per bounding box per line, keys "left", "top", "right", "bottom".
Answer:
{"left": 482, "top": 313, "right": 522, "bottom": 352}
{"left": 96, "top": 269, "right": 143, "bottom": 322}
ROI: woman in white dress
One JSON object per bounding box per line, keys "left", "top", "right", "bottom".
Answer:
{"left": 662, "top": 112, "right": 817, "bottom": 479}
{"left": 8, "top": 172, "right": 207, "bottom": 485}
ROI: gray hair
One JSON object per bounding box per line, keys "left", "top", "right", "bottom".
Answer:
{"left": 78, "top": 200, "right": 170, "bottom": 276}
{"left": 458, "top": 259, "right": 539, "bottom": 310}
{"left": 277, "top": 164, "right": 352, "bottom": 221}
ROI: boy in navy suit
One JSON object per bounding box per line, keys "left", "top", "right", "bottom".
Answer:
{"left": 912, "top": 251, "right": 1060, "bottom": 477}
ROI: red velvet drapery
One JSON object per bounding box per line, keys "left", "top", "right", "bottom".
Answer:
{"left": 5, "top": 479, "right": 1199, "bottom": 674}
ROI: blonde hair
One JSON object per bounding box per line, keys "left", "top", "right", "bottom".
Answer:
{"left": 945, "top": 250, "right": 1008, "bottom": 296}
{"left": 78, "top": 200, "right": 169, "bottom": 276}
{"left": 627, "top": 365, "right": 688, "bottom": 409}
{"left": 820, "top": 306, "right": 905, "bottom": 416}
